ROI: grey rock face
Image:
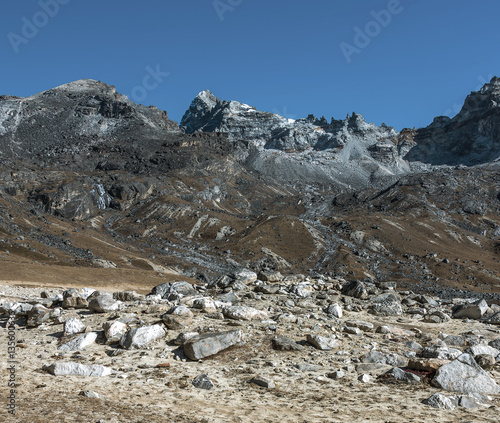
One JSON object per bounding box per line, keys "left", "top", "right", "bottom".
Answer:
{"left": 58, "top": 332, "right": 98, "bottom": 351}
{"left": 45, "top": 362, "right": 112, "bottom": 377}
{"left": 180, "top": 90, "right": 409, "bottom": 189}
{"left": 431, "top": 354, "right": 500, "bottom": 394}
{"left": 119, "top": 324, "right": 166, "bottom": 349}
{"left": 0, "top": 79, "right": 178, "bottom": 162}
{"left": 183, "top": 330, "right": 242, "bottom": 360}
{"left": 407, "top": 77, "right": 500, "bottom": 165}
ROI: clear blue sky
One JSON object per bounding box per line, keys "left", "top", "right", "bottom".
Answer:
{"left": 1, "top": 0, "right": 499, "bottom": 130}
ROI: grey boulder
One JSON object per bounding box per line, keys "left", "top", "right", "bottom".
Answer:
{"left": 183, "top": 330, "right": 242, "bottom": 360}
{"left": 119, "top": 324, "right": 166, "bottom": 349}
{"left": 431, "top": 354, "right": 500, "bottom": 394}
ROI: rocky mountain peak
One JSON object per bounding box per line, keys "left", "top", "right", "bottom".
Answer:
{"left": 406, "top": 77, "right": 500, "bottom": 165}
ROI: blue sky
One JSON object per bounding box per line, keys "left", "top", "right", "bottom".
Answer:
{"left": 1, "top": 0, "right": 499, "bottom": 130}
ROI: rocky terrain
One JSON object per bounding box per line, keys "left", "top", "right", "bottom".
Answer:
{"left": 0, "top": 77, "right": 500, "bottom": 421}
{"left": 0, "top": 276, "right": 499, "bottom": 422}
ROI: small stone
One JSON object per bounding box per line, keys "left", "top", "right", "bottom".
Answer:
{"left": 79, "top": 390, "right": 103, "bottom": 399}
{"left": 384, "top": 367, "right": 421, "bottom": 384}
{"left": 64, "top": 317, "right": 86, "bottom": 336}
{"left": 407, "top": 358, "right": 449, "bottom": 372}
{"left": 272, "top": 336, "right": 303, "bottom": 351}
{"left": 423, "top": 393, "right": 457, "bottom": 410}
{"left": 327, "top": 370, "right": 345, "bottom": 379}
{"left": 327, "top": 303, "right": 342, "bottom": 318}
{"left": 307, "top": 334, "right": 340, "bottom": 351}
{"left": 192, "top": 374, "right": 214, "bottom": 390}
{"left": 249, "top": 375, "right": 275, "bottom": 389}
{"left": 344, "top": 320, "right": 374, "bottom": 332}
{"left": 358, "top": 374, "right": 370, "bottom": 383}
{"left": 103, "top": 320, "right": 128, "bottom": 344}
{"left": 59, "top": 332, "right": 97, "bottom": 351}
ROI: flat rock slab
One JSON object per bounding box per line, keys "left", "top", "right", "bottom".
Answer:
{"left": 432, "top": 353, "right": 500, "bottom": 394}
{"left": 184, "top": 330, "right": 242, "bottom": 360}
{"left": 58, "top": 332, "right": 97, "bottom": 351}
{"left": 222, "top": 305, "right": 269, "bottom": 321}
{"left": 45, "top": 362, "right": 112, "bottom": 377}
{"left": 249, "top": 376, "right": 275, "bottom": 389}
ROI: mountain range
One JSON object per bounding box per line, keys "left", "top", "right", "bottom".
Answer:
{"left": 0, "top": 77, "right": 499, "bottom": 301}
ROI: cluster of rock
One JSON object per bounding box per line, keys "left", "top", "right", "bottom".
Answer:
{"left": 1, "top": 273, "right": 499, "bottom": 411}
